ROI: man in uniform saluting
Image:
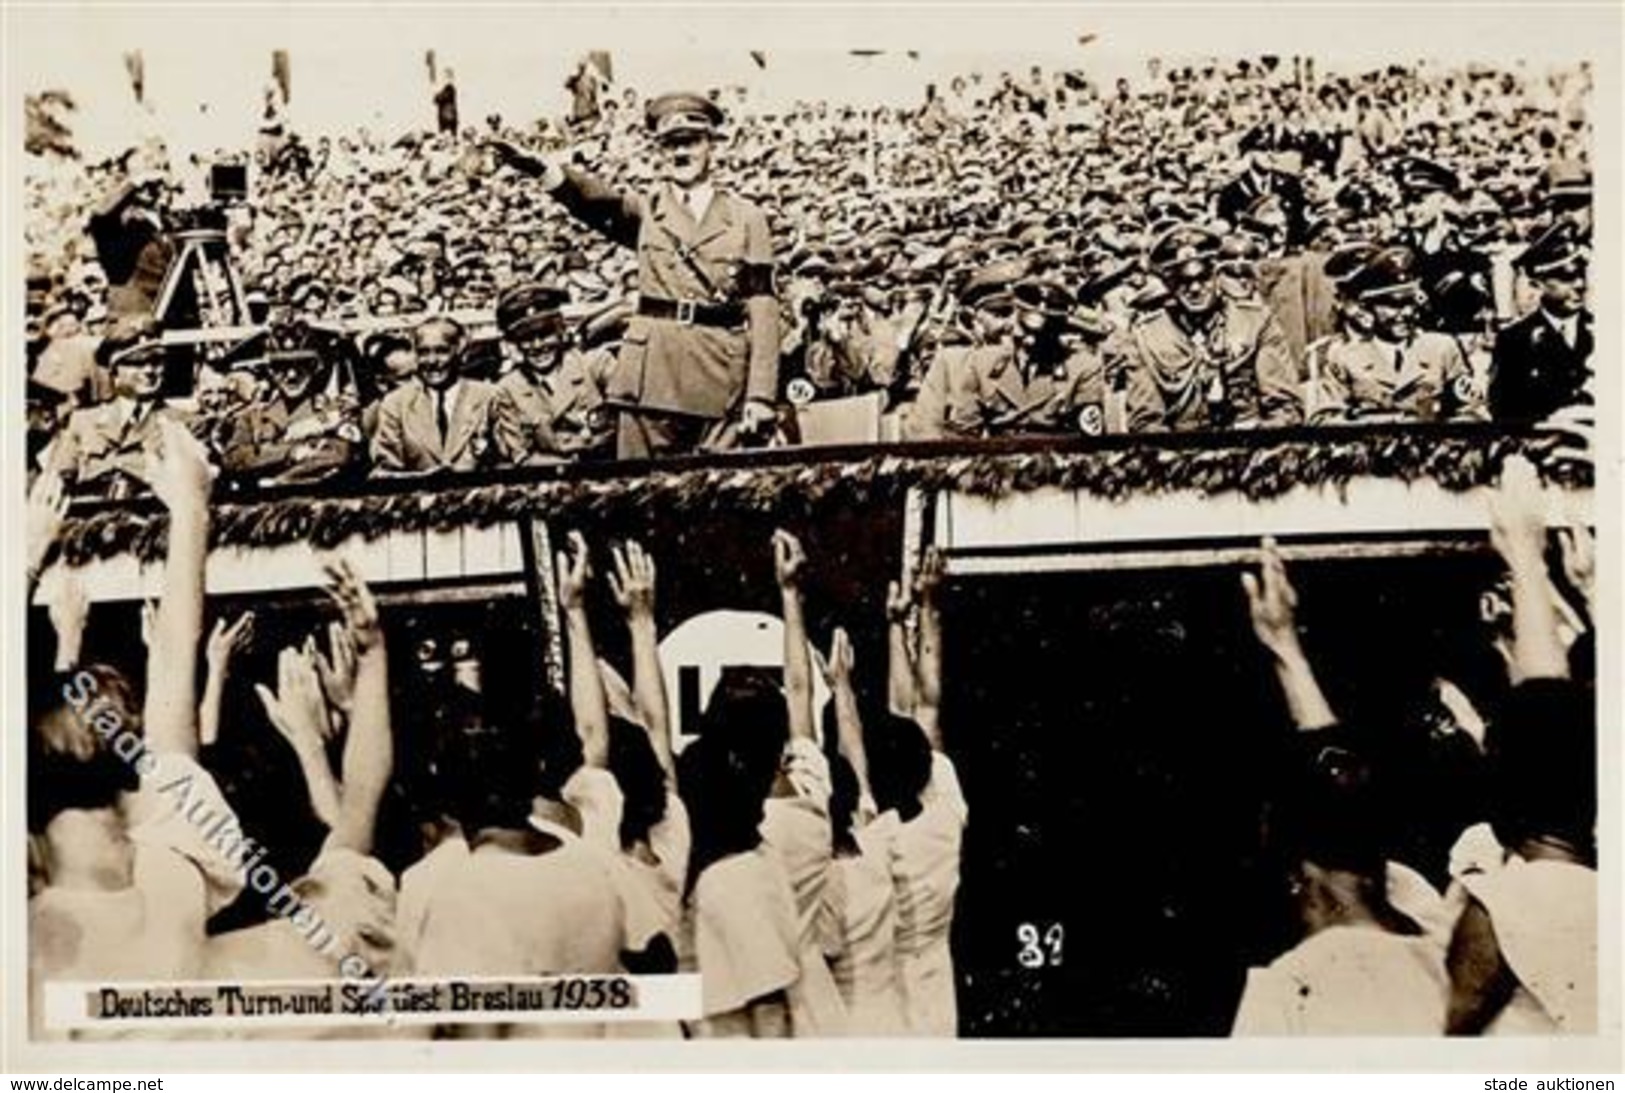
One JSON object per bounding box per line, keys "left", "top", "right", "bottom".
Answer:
{"left": 1120, "top": 224, "right": 1303, "bottom": 433}
{"left": 490, "top": 280, "right": 617, "bottom": 463}
{"left": 492, "top": 92, "right": 780, "bottom": 459}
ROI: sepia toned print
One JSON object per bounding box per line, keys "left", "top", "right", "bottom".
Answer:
{"left": 8, "top": 3, "right": 1614, "bottom": 1068}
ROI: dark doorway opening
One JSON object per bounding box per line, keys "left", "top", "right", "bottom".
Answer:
{"left": 941, "top": 550, "right": 1505, "bottom": 1037}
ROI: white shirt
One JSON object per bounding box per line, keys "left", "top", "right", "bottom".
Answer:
{"left": 29, "top": 756, "right": 247, "bottom": 1040}
{"left": 890, "top": 751, "right": 968, "bottom": 1037}
{"left": 760, "top": 738, "right": 848, "bottom": 1036}
{"left": 1541, "top": 308, "right": 1581, "bottom": 349}
{"left": 675, "top": 182, "right": 716, "bottom": 225}
{"left": 1232, "top": 925, "right": 1449, "bottom": 1035}
{"left": 1459, "top": 854, "right": 1597, "bottom": 1034}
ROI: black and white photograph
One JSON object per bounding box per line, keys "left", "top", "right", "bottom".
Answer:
{"left": 4, "top": 0, "right": 1617, "bottom": 1072}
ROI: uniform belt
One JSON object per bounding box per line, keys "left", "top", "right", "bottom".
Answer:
{"left": 638, "top": 296, "right": 745, "bottom": 328}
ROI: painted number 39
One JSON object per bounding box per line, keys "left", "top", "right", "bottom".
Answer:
{"left": 1017, "top": 922, "right": 1064, "bottom": 968}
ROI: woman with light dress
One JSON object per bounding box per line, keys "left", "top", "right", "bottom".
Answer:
{"left": 819, "top": 627, "right": 907, "bottom": 1036}
{"left": 875, "top": 549, "right": 969, "bottom": 1038}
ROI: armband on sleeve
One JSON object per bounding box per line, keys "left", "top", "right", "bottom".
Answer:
{"left": 738, "top": 261, "right": 777, "bottom": 299}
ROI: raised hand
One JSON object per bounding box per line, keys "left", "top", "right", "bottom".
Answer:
{"left": 139, "top": 598, "right": 158, "bottom": 649}
{"left": 1242, "top": 536, "right": 1302, "bottom": 659}
{"left": 1557, "top": 525, "right": 1595, "bottom": 614}
{"left": 45, "top": 572, "right": 90, "bottom": 672}
{"left": 886, "top": 578, "right": 913, "bottom": 624}
{"left": 143, "top": 416, "right": 217, "bottom": 515}
{"left": 320, "top": 557, "right": 383, "bottom": 655}
{"left": 206, "top": 611, "right": 256, "bottom": 678}
{"left": 256, "top": 646, "right": 333, "bottom": 753}
{"left": 914, "top": 547, "right": 946, "bottom": 604}
{"left": 556, "top": 530, "right": 591, "bottom": 612}
{"left": 309, "top": 620, "right": 358, "bottom": 717}
{"left": 772, "top": 529, "right": 807, "bottom": 590}
{"left": 1487, "top": 455, "right": 1547, "bottom": 569}
{"left": 821, "top": 626, "right": 855, "bottom": 686}
{"left": 607, "top": 539, "right": 657, "bottom": 619}
{"left": 27, "top": 471, "right": 70, "bottom": 579}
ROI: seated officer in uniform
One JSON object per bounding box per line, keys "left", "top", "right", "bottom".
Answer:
{"left": 1489, "top": 219, "right": 1592, "bottom": 424}
{"left": 218, "top": 320, "right": 363, "bottom": 487}
{"left": 1120, "top": 225, "right": 1304, "bottom": 433}
{"left": 490, "top": 281, "right": 616, "bottom": 464}
{"left": 1309, "top": 246, "right": 1486, "bottom": 424}
{"left": 370, "top": 316, "right": 502, "bottom": 475}
{"left": 905, "top": 267, "right": 1108, "bottom": 440}
{"left": 491, "top": 91, "right": 780, "bottom": 460}
{"left": 42, "top": 319, "right": 181, "bottom": 499}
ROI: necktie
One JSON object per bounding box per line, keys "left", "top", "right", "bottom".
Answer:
{"left": 435, "top": 390, "right": 449, "bottom": 446}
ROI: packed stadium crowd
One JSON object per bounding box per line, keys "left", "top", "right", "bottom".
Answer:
{"left": 24, "top": 54, "right": 1595, "bottom": 492}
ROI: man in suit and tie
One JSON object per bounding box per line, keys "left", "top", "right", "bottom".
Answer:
{"left": 43, "top": 320, "right": 182, "bottom": 499}
{"left": 491, "top": 91, "right": 780, "bottom": 459}
{"left": 370, "top": 316, "right": 502, "bottom": 475}
{"left": 1489, "top": 220, "right": 1592, "bottom": 424}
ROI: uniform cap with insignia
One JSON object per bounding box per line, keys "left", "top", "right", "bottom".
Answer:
{"left": 1147, "top": 224, "right": 1221, "bottom": 282}
{"left": 1393, "top": 155, "right": 1460, "bottom": 198}
{"left": 261, "top": 319, "right": 327, "bottom": 371}
{"left": 1323, "top": 241, "right": 1380, "bottom": 289}
{"left": 1542, "top": 159, "right": 1592, "bottom": 210}
{"left": 959, "top": 258, "right": 1029, "bottom": 309}
{"left": 96, "top": 315, "right": 167, "bottom": 371}
{"left": 645, "top": 91, "right": 725, "bottom": 142}
{"left": 1347, "top": 246, "right": 1425, "bottom": 304}
{"left": 1514, "top": 218, "right": 1587, "bottom": 279}
{"left": 495, "top": 280, "right": 571, "bottom": 339}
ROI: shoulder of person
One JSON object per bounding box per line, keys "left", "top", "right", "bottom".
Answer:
{"left": 1412, "top": 331, "right": 1464, "bottom": 358}
{"left": 377, "top": 382, "right": 417, "bottom": 411}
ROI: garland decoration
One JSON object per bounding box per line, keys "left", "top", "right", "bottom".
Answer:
{"left": 52, "top": 427, "right": 1591, "bottom": 566}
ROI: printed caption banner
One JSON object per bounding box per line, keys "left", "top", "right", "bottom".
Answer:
{"left": 44, "top": 976, "right": 702, "bottom": 1031}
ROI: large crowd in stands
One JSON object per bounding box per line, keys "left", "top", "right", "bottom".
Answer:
{"left": 24, "top": 56, "right": 1595, "bottom": 494}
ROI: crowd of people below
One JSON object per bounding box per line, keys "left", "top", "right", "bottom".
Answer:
{"left": 24, "top": 55, "right": 1595, "bottom": 495}
{"left": 24, "top": 414, "right": 1596, "bottom": 1036}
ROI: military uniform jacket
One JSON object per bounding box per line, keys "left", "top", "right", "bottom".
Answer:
{"left": 370, "top": 378, "right": 502, "bottom": 474}
{"left": 1309, "top": 332, "right": 1485, "bottom": 424}
{"left": 220, "top": 392, "right": 361, "bottom": 484}
{"left": 551, "top": 167, "right": 779, "bottom": 420}
{"left": 493, "top": 348, "right": 617, "bottom": 462}
{"left": 905, "top": 342, "right": 1107, "bottom": 440}
{"left": 1489, "top": 309, "right": 1593, "bottom": 424}
{"left": 1120, "top": 300, "right": 1304, "bottom": 433}
{"left": 43, "top": 398, "right": 177, "bottom": 496}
